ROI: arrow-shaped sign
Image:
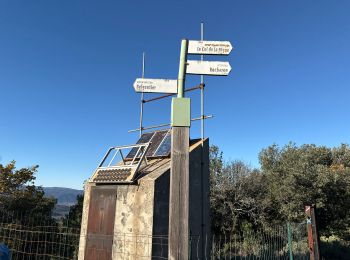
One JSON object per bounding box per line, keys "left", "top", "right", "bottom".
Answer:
{"left": 186, "top": 60, "right": 231, "bottom": 76}
{"left": 133, "top": 78, "right": 178, "bottom": 94}
{"left": 188, "top": 40, "right": 233, "bottom": 55}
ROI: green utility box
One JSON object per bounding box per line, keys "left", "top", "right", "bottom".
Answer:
{"left": 171, "top": 97, "right": 191, "bottom": 127}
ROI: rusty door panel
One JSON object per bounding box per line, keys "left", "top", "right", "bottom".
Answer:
{"left": 85, "top": 186, "right": 117, "bottom": 260}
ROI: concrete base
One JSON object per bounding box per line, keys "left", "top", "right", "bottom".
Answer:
{"left": 78, "top": 139, "right": 210, "bottom": 260}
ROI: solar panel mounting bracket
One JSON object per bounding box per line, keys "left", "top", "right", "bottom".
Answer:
{"left": 90, "top": 142, "right": 151, "bottom": 184}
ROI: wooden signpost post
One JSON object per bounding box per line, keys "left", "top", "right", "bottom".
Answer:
{"left": 169, "top": 39, "right": 190, "bottom": 260}
{"left": 169, "top": 37, "right": 232, "bottom": 260}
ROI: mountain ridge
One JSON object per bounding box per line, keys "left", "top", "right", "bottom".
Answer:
{"left": 43, "top": 187, "right": 83, "bottom": 206}
{"left": 43, "top": 187, "right": 83, "bottom": 218}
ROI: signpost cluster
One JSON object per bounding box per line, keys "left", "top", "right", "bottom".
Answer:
{"left": 132, "top": 32, "right": 233, "bottom": 260}
{"left": 133, "top": 41, "right": 233, "bottom": 94}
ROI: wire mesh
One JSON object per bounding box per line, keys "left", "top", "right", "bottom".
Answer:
{"left": 207, "top": 224, "right": 309, "bottom": 260}
{"left": 0, "top": 210, "right": 79, "bottom": 260}
{"left": 0, "top": 210, "right": 309, "bottom": 259}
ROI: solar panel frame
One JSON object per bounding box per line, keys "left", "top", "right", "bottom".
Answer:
{"left": 92, "top": 142, "right": 151, "bottom": 184}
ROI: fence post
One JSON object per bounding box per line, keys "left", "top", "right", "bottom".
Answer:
{"left": 310, "top": 205, "right": 321, "bottom": 260}
{"left": 287, "top": 222, "right": 294, "bottom": 260}
{"left": 305, "top": 205, "right": 321, "bottom": 260}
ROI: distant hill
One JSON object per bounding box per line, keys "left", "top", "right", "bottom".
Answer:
{"left": 43, "top": 187, "right": 83, "bottom": 206}
{"left": 52, "top": 204, "right": 72, "bottom": 219}
{"left": 43, "top": 187, "right": 83, "bottom": 218}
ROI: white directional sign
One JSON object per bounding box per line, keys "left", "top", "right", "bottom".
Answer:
{"left": 188, "top": 40, "right": 233, "bottom": 55}
{"left": 133, "top": 78, "right": 178, "bottom": 94}
{"left": 186, "top": 60, "right": 231, "bottom": 76}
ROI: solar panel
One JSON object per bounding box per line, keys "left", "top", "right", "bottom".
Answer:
{"left": 154, "top": 132, "right": 171, "bottom": 157}
{"left": 126, "top": 129, "right": 171, "bottom": 158}
{"left": 137, "top": 132, "right": 155, "bottom": 143}
{"left": 146, "top": 130, "right": 168, "bottom": 156}
{"left": 126, "top": 132, "right": 155, "bottom": 158}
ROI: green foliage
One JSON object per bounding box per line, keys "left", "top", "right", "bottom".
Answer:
{"left": 0, "top": 161, "right": 56, "bottom": 215}
{"left": 210, "top": 145, "right": 265, "bottom": 236}
{"left": 259, "top": 143, "right": 350, "bottom": 238}
{"left": 320, "top": 236, "right": 350, "bottom": 259}
{"left": 210, "top": 143, "right": 350, "bottom": 240}
{"left": 64, "top": 194, "right": 84, "bottom": 228}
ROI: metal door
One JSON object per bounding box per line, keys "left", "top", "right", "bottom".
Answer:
{"left": 85, "top": 186, "right": 117, "bottom": 260}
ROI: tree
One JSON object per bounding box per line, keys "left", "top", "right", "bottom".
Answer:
{"left": 0, "top": 161, "right": 59, "bottom": 258}
{"left": 64, "top": 194, "right": 84, "bottom": 228}
{"left": 0, "top": 161, "right": 56, "bottom": 216}
{"left": 210, "top": 143, "right": 350, "bottom": 240}
{"left": 259, "top": 143, "right": 350, "bottom": 238}
{"left": 210, "top": 145, "right": 265, "bottom": 236}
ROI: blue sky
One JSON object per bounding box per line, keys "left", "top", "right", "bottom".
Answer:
{"left": 1, "top": 1, "right": 350, "bottom": 189}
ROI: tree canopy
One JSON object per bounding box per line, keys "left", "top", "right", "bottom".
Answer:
{"left": 0, "top": 161, "right": 56, "bottom": 215}
{"left": 259, "top": 143, "right": 350, "bottom": 238}
{"left": 210, "top": 143, "right": 350, "bottom": 239}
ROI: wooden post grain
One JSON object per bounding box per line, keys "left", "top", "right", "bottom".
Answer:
{"left": 169, "top": 126, "right": 189, "bottom": 259}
